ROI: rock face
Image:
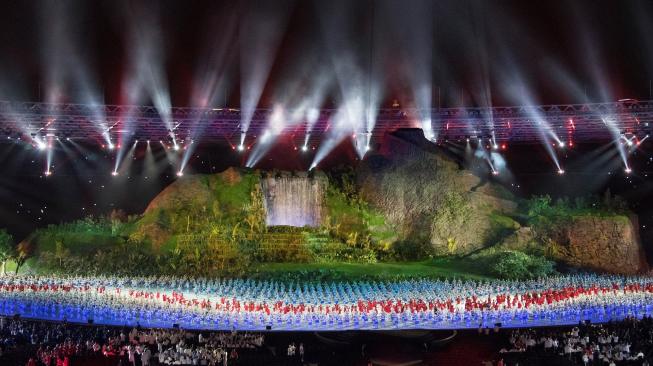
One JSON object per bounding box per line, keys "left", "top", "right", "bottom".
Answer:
{"left": 496, "top": 217, "right": 648, "bottom": 275}
{"left": 495, "top": 227, "right": 539, "bottom": 252}
{"left": 357, "top": 130, "right": 518, "bottom": 255}
{"left": 547, "top": 215, "right": 648, "bottom": 274}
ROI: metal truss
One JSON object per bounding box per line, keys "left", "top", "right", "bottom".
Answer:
{"left": 0, "top": 99, "right": 650, "bottom": 146}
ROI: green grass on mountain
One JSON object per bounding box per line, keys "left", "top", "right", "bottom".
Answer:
{"left": 252, "top": 258, "right": 492, "bottom": 282}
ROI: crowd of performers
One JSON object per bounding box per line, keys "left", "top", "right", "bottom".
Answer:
{"left": 0, "top": 274, "right": 652, "bottom": 330}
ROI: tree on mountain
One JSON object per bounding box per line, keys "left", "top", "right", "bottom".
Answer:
{"left": 0, "top": 229, "right": 14, "bottom": 275}
{"left": 54, "top": 240, "right": 70, "bottom": 268}
{"left": 244, "top": 184, "right": 267, "bottom": 237}
{"left": 13, "top": 240, "right": 34, "bottom": 275}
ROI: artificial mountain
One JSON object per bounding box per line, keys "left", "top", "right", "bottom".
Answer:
{"left": 21, "top": 129, "right": 648, "bottom": 277}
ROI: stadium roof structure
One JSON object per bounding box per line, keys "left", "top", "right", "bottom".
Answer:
{"left": 0, "top": 99, "right": 650, "bottom": 146}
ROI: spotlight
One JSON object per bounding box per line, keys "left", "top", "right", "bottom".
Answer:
{"left": 625, "top": 167, "right": 632, "bottom": 174}
{"left": 44, "top": 171, "right": 52, "bottom": 177}
{"left": 492, "top": 144, "right": 499, "bottom": 150}
{"left": 492, "top": 170, "right": 499, "bottom": 176}
{"left": 301, "top": 145, "right": 308, "bottom": 152}
{"left": 37, "top": 143, "right": 46, "bottom": 151}
{"left": 176, "top": 171, "right": 184, "bottom": 177}
{"left": 237, "top": 144, "right": 245, "bottom": 152}
{"left": 173, "top": 145, "right": 180, "bottom": 151}
{"left": 559, "top": 142, "right": 565, "bottom": 148}
{"left": 111, "top": 171, "right": 119, "bottom": 176}
{"left": 365, "top": 145, "right": 371, "bottom": 152}
{"left": 557, "top": 169, "right": 565, "bottom": 175}
{"left": 108, "top": 144, "right": 115, "bottom": 150}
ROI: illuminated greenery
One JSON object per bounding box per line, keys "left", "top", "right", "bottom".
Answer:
{"left": 488, "top": 250, "right": 555, "bottom": 280}
{"left": 0, "top": 229, "right": 14, "bottom": 275}
{"left": 526, "top": 193, "right": 631, "bottom": 243}
{"left": 10, "top": 170, "right": 633, "bottom": 279}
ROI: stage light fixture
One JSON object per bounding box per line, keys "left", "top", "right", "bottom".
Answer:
{"left": 173, "top": 144, "right": 180, "bottom": 151}
{"left": 559, "top": 142, "right": 565, "bottom": 148}
{"left": 176, "top": 171, "right": 184, "bottom": 177}
{"left": 557, "top": 169, "right": 565, "bottom": 175}
{"left": 108, "top": 144, "right": 115, "bottom": 150}
{"left": 301, "top": 145, "right": 308, "bottom": 152}
{"left": 44, "top": 171, "right": 52, "bottom": 177}
{"left": 492, "top": 170, "right": 499, "bottom": 176}
{"left": 625, "top": 167, "right": 632, "bottom": 174}
{"left": 237, "top": 144, "right": 245, "bottom": 152}
{"left": 111, "top": 171, "right": 119, "bottom": 176}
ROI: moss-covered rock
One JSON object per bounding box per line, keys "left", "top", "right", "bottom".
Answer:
{"left": 357, "top": 132, "right": 518, "bottom": 255}
{"left": 544, "top": 215, "right": 647, "bottom": 274}
{"left": 493, "top": 215, "right": 648, "bottom": 274}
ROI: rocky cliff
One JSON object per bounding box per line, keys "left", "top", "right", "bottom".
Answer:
{"left": 357, "top": 130, "right": 518, "bottom": 255}
{"left": 548, "top": 215, "right": 647, "bottom": 274}
{"left": 496, "top": 216, "right": 648, "bottom": 274}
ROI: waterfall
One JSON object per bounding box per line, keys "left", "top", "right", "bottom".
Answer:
{"left": 260, "top": 173, "right": 325, "bottom": 227}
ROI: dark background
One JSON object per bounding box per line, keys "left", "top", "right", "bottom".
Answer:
{"left": 0, "top": 0, "right": 653, "bottom": 106}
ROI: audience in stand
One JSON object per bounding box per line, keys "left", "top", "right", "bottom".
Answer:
{"left": 497, "top": 316, "right": 653, "bottom": 366}
{"left": 0, "top": 317, "right": 265, "bottom": 366}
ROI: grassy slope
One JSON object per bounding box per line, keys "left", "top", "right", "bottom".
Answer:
{"left": 254, "top": 259, "right": 492, "bottom": 281}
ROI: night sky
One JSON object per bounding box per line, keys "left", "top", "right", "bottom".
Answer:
{"left": 0, "top": 0, "right": 652, "bottom": 254}
{"left": 0, "top": 0, "right": 652, "bottom": 105}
